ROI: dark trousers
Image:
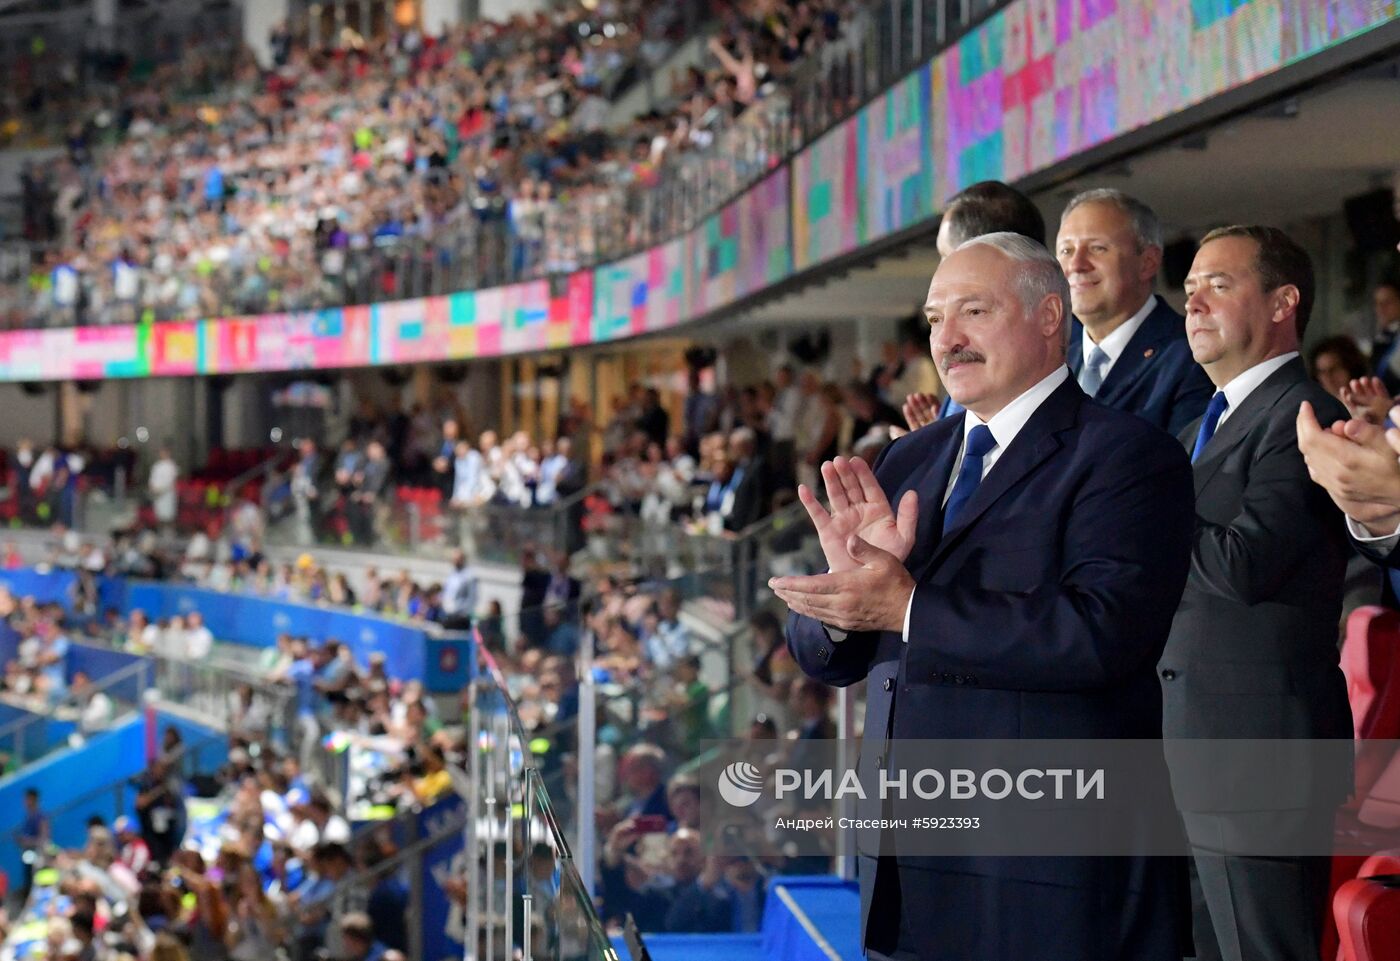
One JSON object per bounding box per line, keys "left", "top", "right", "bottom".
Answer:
{"left": 1185, "top": 809, "right": 1335, "bottom": 961}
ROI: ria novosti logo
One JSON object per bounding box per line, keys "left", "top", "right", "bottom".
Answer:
{"left": 717, "top": 761, "right": 764, "bottom": 807}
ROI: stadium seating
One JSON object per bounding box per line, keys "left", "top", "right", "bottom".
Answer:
{"left": 1326, "top": 607, "right": 1400, "bottom": 957}
{"left": 1335, "top": 850, "right": 1400, "bottom": 961}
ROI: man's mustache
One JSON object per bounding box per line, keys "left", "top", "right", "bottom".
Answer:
{"left": 940, "top": 350, "right": 986, "bottom": 372}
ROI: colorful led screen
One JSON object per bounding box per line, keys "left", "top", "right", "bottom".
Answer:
{"left": 0, "top": 0, "right": 1394, "bottom": 381}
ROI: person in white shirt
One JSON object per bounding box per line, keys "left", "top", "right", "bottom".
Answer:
{"left": 767, "top": 364, "right": 801, "bottom": 490}
{"left": 148, "top": 448, "right": 179, "bottom": 527}
{"left": 71, "top": 670, "right": 114, "bottom": 732}
{"left": 160, "top": 615, "right": 187, "bottom": 660}
{"left": 184, "top": 611, "right": 215, "bottom": 660}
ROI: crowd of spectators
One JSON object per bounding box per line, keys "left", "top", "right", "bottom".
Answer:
{"left": 2, "top": 742, "right": 417, "bottom": 961}
{"left": 0, "top": 469, "right": 833, "bottom": 955}
{"left": 5, "top": 0, "right": 863, "bottom": 330}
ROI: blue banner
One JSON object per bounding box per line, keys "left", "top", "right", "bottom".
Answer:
{"left": 420, "top": 796, "right": 468, "bottom": 961}
{"left": 67, "top": 645, "right": 149, "bottom": 702}
{"left": 119, "top": 582, "right": 441, "bottom": 680}
{"left": 8, "top": 572, "right": 471, "bottom": 684}
{"left": 424, "top": 634, "right": 476, "bottom": 693}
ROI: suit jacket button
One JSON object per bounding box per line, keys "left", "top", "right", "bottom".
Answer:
{"left": 818, "top": 647, "right": 829, "bottom": 659}
{"left": 954, "top": 675, "right": 965, "bottom": 684}
{"left": 1160, "top": 668, "right": 1177, "bottom": 681}
{"left": 883, "top": 677, "right": 893, "bottom": 691}
{"left": 942, "top": 672, "right": 952, "bottom": 682}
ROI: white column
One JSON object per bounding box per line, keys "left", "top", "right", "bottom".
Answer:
{"left": 92, "top": 0, "right": 118, "bottom": 51}
{"left": 478, "top": 0, "right": 543, "bottom": 21}
{"left": 420, "top": 0, "right": 460, "bottom": 34}
{"left": 240, "top": 0, "right": 291, "bottom": 67}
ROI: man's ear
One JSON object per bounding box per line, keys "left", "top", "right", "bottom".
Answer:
{"left": 1140, "top": 244, "right": 1163, "bottom": 284}
{"left": 1271, "top": 284, "right": 1300, "bottom": 329}
{"left": 1040, "top": 293, "right": 1066, "bottom": 342}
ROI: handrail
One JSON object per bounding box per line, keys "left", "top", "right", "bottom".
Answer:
{"left": 7, "top": 724, "right": 229, "bottom": 846}
{"left": 0, "top": 655, "right": 151, "bottom": 739}
{"left": 221, "top": 447, "right": 294, "bottom": 524}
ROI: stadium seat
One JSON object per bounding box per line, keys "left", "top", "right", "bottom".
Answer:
{"left": 1343, "top": 607, "right": 1400, "bottom": 742}
{"left": 1326, "top": 608, "right": 1400, "bottom": 958}
{"left": 1335, "top": 860, "right": 1400, "bottom": 961}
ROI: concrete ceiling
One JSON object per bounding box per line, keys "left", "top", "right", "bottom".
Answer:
{"left": 705, "top": 67, "right": 1400, "bottom": 337}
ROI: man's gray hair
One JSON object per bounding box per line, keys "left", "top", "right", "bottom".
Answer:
{"left": 1060, "top": 188, "right": 1164, "bottom": 251}
{"left": 956, "top": 231, "right": 1071, "bottom": 349}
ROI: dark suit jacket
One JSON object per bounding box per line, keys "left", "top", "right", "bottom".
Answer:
{"left": 722, "top": 459, "right": 765, "bottom": 533}
{"left": 1067, "top": 298, "right": 1214, "bottom": 437}
{"left": 1159, "top": 357, "right": 1353, "bottom": 808}
{"left": 787, "top": 375, "right": 1195, "bottom": 961}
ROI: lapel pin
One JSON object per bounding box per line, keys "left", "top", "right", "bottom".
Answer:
{"left": 1143, "top": 348, "right": 1155, "bottom": 358}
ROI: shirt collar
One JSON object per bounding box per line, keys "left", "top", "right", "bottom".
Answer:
{"left": 963, "top": 365, "right": 1070, "bottom": 451}
{"left": 1081, "top": 294, "right": 1157, "bottom": 364}
{"left": 1218, "top": 352, "right": 1299, "bottom": 420}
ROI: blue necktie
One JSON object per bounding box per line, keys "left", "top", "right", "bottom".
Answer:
{"left": 1079, "top": 346, "right": 1109, "bottom": 397}
{"left": 943, "top": 424, "right": 996, "bottom": 536}
{"left": 1191, "top": 391, "right": 1230, "bottom": 463}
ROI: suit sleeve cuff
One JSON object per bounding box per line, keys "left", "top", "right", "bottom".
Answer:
{"left": 1347, "top": 515, "right": 1400, "bottom": 551}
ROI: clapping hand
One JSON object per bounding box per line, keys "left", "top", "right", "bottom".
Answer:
{"left": 796, "top": 456, "right": 917, "bottom": 572}
{"left": 1340, "top": 377, "right": 1395, "bottom": 425}
{"left": 1297, "top": 400, "right": 1400, "bottom": 536}
{"left": 902, "top": 392, "right": 940, "bottom": 431}
{"left": 770, "top": 456, "right": 917, "bottom": 634}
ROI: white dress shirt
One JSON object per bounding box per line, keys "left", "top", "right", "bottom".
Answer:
{"left": 1348, "top": 516, "right": 1399, "bottom": 552}
{"left": 822, "top": 367, "right": 1074, "bottom": 644}
{"left": 900, "top": 365, "right": 1071, "bottom": 640}
{"left": 823, "top": 367, "right": 1074, "bottom": 645}
{"left": 1212, "top": 351, "right": 1298, "bottom": 430}
{"left": 1080, "top": 294, "right": 1157, "bottom": 383}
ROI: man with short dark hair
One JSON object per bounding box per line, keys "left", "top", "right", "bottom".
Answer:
{"left": 1160, "top": 224, "right": 1351, "bottom": 961}
{"left": 1056, "top": 189, "right": 1212, "bottom": 435}
{"left": 936, "top": 181, "right": 1046, "bottom": 256}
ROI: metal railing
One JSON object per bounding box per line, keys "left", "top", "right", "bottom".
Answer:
{"left": 6, "top": 724, "right": 229, "bottom": 851}
{"left": 0, "top": 655, "right": 152, "bottom": 769}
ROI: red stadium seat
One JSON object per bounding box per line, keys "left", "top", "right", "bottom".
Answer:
{"left": 1335, "top": 868, "right": 1400, "bottom": 961}
{"left": 1344, "top": 607, "right": 1400, "bottom": 742}
{"left": 1326, "top": 607, "right": 1400, "bottom": 958}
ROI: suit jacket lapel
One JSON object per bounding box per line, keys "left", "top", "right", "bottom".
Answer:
{"left": 1097, "top": 301, "right": 1183, "bottom": 401}
{"left": 916, "top": 378, "right": 1080, "bottom": 577}
{"left": 1191, "top": 357, "right": 1306, "bottom": 494}
{"left": 906, "top": 415, "right": 962, "bottom": 569}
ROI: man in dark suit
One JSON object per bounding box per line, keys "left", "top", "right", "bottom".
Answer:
{"left": 1056, "top": 189, "right": 1213, "bottom": 435}
{"left": 722, "top": 427, "right": 766, "bottom": 532}
{"left": 771, "top": 233, "right": 1195, "bottom": 960}
{"left": 1160, "top": 225, "right": 1353, "bottom": 961}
